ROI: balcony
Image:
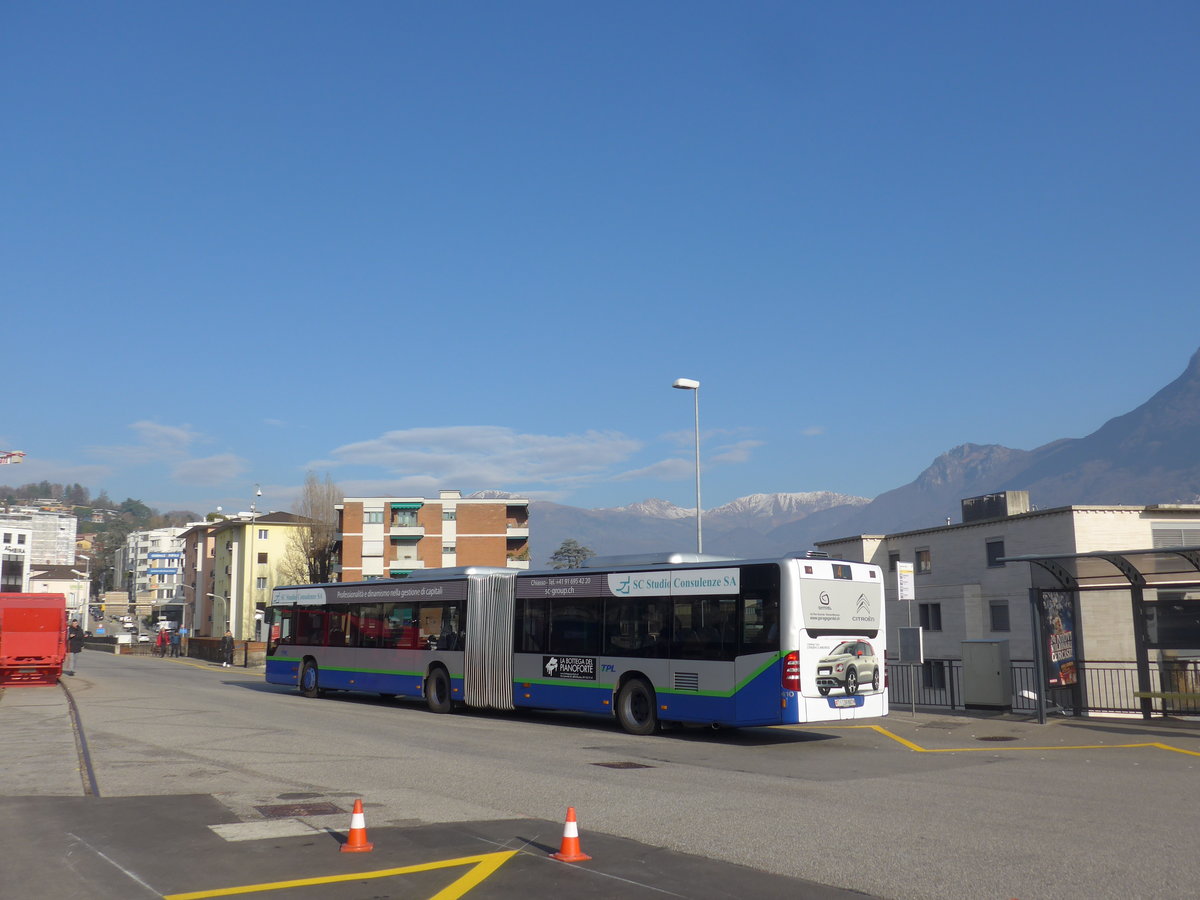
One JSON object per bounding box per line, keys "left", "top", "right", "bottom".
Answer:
{"left": 389, "top": 525, "right": 425, "bottom": 539}
{"left": 506, "top": 525, "right": 529, "bottom": 538}
{"left": 389, "top": 559, "right": 426, "bottom": 575}
{"left": 505, "top": 559, "right": 531, "bottom": 570}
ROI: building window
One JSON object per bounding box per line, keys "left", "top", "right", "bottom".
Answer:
{"left": 256, "top": 577, "right": 268, "bottom": 590}
{"left": 443, "top": 544, "right": 456, "bottom": 554}
{"left": 364, "top": 511, "right": 384, "bottom": 524}
{"left": 257, "top": 552, "right": 268, "bottom": 564}
{"left": 17, "top": 534, "right": 26, "bottom": 545}
{"left": 916, "top": 548, "right": 931, "bottom": 574}
{"left": 393, "top": 511, "right": 418, "bottom": 527}
{"left": 989, "top": 600, "right": 1010, "bottom": 632}
{"left": 442, "top": 510, "right": 456, "bottom": 521}
{"left": 888, "top": 552, "right": 899, "bottom": 572}
{"left": 258, "top": 528, "right": 268, "bottom": 540}
{"left": 919, "top": 602, "right": 942, "bottom": 631}
{"left": 986, "top": 539, "right": 1006, "bottom": 568}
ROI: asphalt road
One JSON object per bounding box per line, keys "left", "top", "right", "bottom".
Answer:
{"left": 2, "top": 649, "right": 1198, "bottom": 900}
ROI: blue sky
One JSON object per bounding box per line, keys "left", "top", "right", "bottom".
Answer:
{"left": 3, "top": 2, "right": 1198, "bottom": 517}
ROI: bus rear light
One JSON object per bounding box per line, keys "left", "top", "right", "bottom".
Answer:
{"left": 782, "top": 651, "right": 801, "bottom": 691}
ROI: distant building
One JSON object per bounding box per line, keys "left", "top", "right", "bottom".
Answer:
{"left": 1, "top": 525, "right": 34, "bottom": 593}
{"left": 335, "top": 490, "right": 530, "bottom": 580}
{"left": 816, "top": 492, "right": 1200, "bottom": 666}
{"left": 0, "top": 508, "right": 78, "bottom": 565}
{"left": 177, "top": 512, "right": 310, "bottom": 640}
{"left": 26, "top": 563, "right": 91, "bottom": 625}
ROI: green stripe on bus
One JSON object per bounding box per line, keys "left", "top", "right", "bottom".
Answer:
{"left": 515, "top": 653, "right": 782, "bottom": 700}
{"left": 318, "top": 666, "right": 447, "bottom": 678}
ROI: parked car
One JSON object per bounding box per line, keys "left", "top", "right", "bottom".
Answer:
{"left": 815, "top": 640, "right": 879, "bottom": 696}
{"left": 137, "top": 633, "right": 151, "bottom": 643}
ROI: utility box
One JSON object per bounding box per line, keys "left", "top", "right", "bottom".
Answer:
{"left": 962, "top": 640, "right": 1012, "bottom": 710}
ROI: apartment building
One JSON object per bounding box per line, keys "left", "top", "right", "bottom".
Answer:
{"left": 1, "top": 525, "right": 33, "bottom": 593}
{"left": 177, "top": 512, "right": 309, "bottom": 640}
{"left": 0, "top": 507, "right": 78, "bottom": 565}
{"left": 115, "top": 526, "right": 191, "bottom": 604}
{"left": 336, "top": 490, "right": 530, "bottom": 580}
{"left": 816, "top": 492, "right": 1200, "bottom": 663}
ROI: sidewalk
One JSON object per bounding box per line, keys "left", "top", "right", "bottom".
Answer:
{"left": 0, "top": 685, "right": 82, "bottom": 796}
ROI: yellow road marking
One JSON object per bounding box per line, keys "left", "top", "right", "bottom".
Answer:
{"left": 163, "top": 850, "right": 518, "bottom": 900}
{"left": 793, "top": 724, "right": 1200, "bottom": 758}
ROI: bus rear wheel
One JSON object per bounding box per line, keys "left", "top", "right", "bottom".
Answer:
{"left": 616, "top": 678, "right": 658, "bottom": 735}
{"left": 426, "top": 667, "right": 453, "bottom": 714}
{"left": 299, "top": 661, "right": 320, "bottom": 699}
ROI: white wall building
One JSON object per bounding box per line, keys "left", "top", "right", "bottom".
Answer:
{"left": 0, "top": 508, "right": 78, "bottom": 565}
{"left": 116, "top": 527, "right": 190, "bottom": 603}
{"left": 1, "top": 525, "right": 34, "bottom": 593}
{"left": 816, "top": 493, "right": 1200, "bottom": 664}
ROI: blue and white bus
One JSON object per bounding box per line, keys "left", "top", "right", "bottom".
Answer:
{"left": 264, "top": 552, "right": 887, "bottom": 734}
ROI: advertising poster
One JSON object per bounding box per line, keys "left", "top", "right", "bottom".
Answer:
{"left": 1040, "top": 590, "right": 1078, "bottom": 686}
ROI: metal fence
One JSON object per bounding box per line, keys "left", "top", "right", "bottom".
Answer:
{"left": 885, "top": 659, "right": 1200, "bottom": 717}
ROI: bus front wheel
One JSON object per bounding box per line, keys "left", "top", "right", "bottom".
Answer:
{"left": 299, "top": 661, "right": 320, "bottom": 699}
{"left": 426, "top": 667, "right": 453, "bottom": 714}
{"left": 616, "top": 678, "right": 658, "bottom": 735}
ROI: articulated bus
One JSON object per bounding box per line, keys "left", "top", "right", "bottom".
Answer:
{"left": 264, "top": 553, "right": 887, "bottom": 734}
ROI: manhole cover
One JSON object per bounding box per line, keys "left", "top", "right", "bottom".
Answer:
{"left": 255, "top": 802, "right": 346, "bottom": 818}
{"left": 975, "top": 736, "right": 1018, "bottom": 742}
{"left": 591, "top": 761, "right": 654, "bottom": 769}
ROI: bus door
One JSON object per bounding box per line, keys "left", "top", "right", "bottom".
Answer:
{"left": 736, "top": 593, "right": 782, "bottom": 723}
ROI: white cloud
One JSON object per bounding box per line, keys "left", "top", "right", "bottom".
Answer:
{"left": 88, "top": 421, "right": 203, "bottom": 464}
{"left": 612, "top": 458, "right": 695, "bottom": 482}
{"left": 801, "top": 426, "right": 825, "bottom": 437}
{"left": 323, "top": 426, "right": 644, "bottom": 490}
{"left": 709, "top": 440, "right": 764, "bottom": 465}
{"left": 172, "top": 454, "right": 248, "bottom": 487}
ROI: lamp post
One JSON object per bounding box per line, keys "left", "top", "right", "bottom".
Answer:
{"left": 208, "top": 593, "right": 227, "bottom": 638}
{"left": 173, "top": 582, "right": 198, "bottom": 651}
{"left": 246, "top": 485, "right": 262, "bottom": 641}
{"left": 75, "top": 554, "right": 91, "bottom": 630}
{"left": 672, "top": 377, "right": 702, "bottom": 554}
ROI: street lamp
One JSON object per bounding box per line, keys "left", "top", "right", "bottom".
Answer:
{"left": 74, "top": 554, "right": 92, "bottom": 630}
{"left": 246, "top": 485, "right": 262, "bottom": 641}
{"left": 672, "top": 377, "right": 702, "bottom": 554}
{"left": 208, "top": 593, "right": 227, "bottom": 638}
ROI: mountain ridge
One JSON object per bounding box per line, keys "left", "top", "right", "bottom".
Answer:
{"left": 480, "top": 346, "right": 1200, "bottom": 562}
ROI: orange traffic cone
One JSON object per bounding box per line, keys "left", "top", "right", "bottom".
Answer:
{"left": 550, "top": 806, "right": 591, "bottom": 862}
{"left": 340, "top": 798, "right": 374, "bottom": 853}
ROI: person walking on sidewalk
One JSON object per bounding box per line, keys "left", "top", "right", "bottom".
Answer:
{"left": 65, "top": 619, "right": 84, "bottom": 676}
{"left": 219, "top": 629, "right": 235, "bottom": 667}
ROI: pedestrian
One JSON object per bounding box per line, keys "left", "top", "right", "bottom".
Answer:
{"left": 65, "top": 619, "right": 85, "bottom": 676}
{"left": 155, "top": 628, "right": 169, "bottom": 658}
{"left": 169, "top": 629, "right": 181, "bottom": 658}
{"left": 220, "top": 629, "right": 235, "bottom": 668}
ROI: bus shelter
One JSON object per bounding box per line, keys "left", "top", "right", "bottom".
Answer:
{"left": 1001, "top": 546, "right": 1200, "bottom": 723}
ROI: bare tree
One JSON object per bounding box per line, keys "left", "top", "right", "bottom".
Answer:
{"left": 278, "top": 471, "right": 343, "bottom": 585}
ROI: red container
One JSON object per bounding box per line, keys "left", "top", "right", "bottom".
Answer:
{"left": 0, "top": 593, "right": 67, "bottom": 686}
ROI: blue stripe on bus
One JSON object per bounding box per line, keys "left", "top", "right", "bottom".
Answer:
{"left": 265, "top": 659, "right": 449, "bottom": 700}
{"left": 513, "top": 658, "right": 788, "bottom": 727}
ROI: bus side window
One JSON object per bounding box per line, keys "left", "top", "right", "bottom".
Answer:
{"left": 548, "top": 598, "right": 600, "bottom": 655}
{"left": 741, "top": 595, "right": 779, "bottom": 654}
{"left": 515, "top": 597, "right": 547, "bottom": 653}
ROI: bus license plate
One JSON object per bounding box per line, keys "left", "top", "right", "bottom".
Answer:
{"left": 833, "top": 697, "right": 857, "bottom": 708}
